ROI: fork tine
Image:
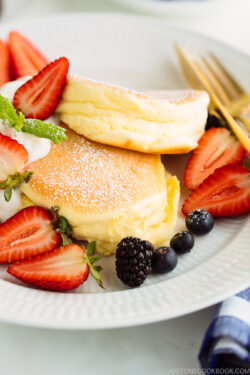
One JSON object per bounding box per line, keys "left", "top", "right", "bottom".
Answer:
{"left": 203, "top": 56, "right": 250, "bottom": 116}
{"left": 209, "top": 53, "right": 245, "bottom": 97}
{"left": 226, "top": 94, "right": 250, "bottom": 116}
{"left": 201, "top": 57, "right": 232, "bottom": 105}
{"left": 192, "top": 60, "right": 250, "bottom": 153}
{"left": 175, "top": 46, "right": 250, "bottom": 151}
{"left": 175, "top": 45, "right": 203, "bottom": 89}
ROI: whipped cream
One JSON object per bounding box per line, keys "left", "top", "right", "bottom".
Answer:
{"left": 0, "top": 76, "right": 30, "bottom": 102}
{"left": 0, "top": 77, "right": 59, "bottom": 222}
{"left": 0, "top": 190, "right": 21, "bottom": 222}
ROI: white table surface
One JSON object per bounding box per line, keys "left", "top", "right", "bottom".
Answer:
{"left": 1, "top": 1, "right": 249, "bottom": 374}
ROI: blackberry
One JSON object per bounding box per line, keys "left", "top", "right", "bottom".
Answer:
{"left": 115, "top": 236, "right": 154, "bottom": 288}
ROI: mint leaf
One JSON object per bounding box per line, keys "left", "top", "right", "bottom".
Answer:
{"left": 22, "top": 119, "right": 67, "bottom": 144}
{"left": 0, "top": 170, "right": 32, "bottom": 202}
{"left": 87, "top": 241, "right": 97, "bottom": 256}
{"left": 15, "top": 112, "right": 25, "bottom": 132}
{"left": 0, "top": 94, "right": 24, "bottom": 130}
{"left": 0, "top": 94, "right": 66, "bottom": 144}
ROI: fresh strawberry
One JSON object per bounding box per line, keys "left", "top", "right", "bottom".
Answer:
{"left": 184, "top": 128, "right": 246, "bottom": 190}
{"left": 8, "top": 31, "right": 48, "bottom": 78}
{"left": 0, "top": 40, "right": 11, "bottom": 86}
{"left": 0, "top": 133, "right": 28, "bottom": 181}
{"left": 7, "top": 244, "right": 89, "bottom": 291}
{"left": 13, "top": 57, "right": 69, "bottom": 120}
{"left": 0, "top": 206, "right": 60, "bottom": 263}
{"left": 182, "top": 164, "right": 250, "bottom": 217}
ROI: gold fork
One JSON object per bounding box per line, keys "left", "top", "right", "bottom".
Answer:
{"left": 175, "top": 46, "right": 250, "bottom": 153}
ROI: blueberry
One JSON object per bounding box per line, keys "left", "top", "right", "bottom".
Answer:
{"left": 152, "top": 247, "right": 178, "bottom": 274}
{"left": 185, "top": 209, "right": 214, "bottom": 235}
{"left": 170, "top": 231, "right": 194, "bottom": 254}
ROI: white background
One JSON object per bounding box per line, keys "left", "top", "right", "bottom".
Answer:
{"left": 1, "top": 0, "right": 250, "bottom": 373}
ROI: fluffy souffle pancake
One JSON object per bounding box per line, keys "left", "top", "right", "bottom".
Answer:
{"left": 21, "top": 127, "right": 180, "bottom": 254}
{"left": 56, "top": 75, "right": 209, "bottom": 154}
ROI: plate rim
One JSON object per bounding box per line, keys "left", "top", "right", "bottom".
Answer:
{"left": 0, "top": 277, "right": 249, "bottom": 330}
{"left": 0, "top": 12, "right": 249, "bottom": 330}
{"left": 111, "top": 0, "right": 228, "bottom": 16}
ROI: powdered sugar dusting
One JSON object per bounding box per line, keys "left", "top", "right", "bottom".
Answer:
{"left": 26, "top": 127, "right": 162, "bottom": 214}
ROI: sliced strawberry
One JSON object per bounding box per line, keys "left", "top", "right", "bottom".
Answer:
{"left": 0, "top": 133, "right": 28, "bottom": 181}
{"left": 13, "top": 57, "right": 69, "bottom": 120}
{"left": 184, "top": 128, "right": 246, "bottom": 190}
{"left": 7, "top": 244, "right": 89, "bottom": 291}
{"left": 8, "top": 31, "right": 48, "bottom": 78}
{"left": 0, "top": 206, "right": 61, "bottom": 263}
{"left": 0, "top": 40, "right": 11, "bottom": 86}
{"left": 182, "top": 164, "right": 250, "bottom": 217}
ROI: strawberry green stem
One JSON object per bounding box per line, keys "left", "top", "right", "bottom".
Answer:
{"left": 0, "top": 170, "right": 33, "bottom": 201}
{"left": 51, "top": 207, "right": 105, "bottom": 288}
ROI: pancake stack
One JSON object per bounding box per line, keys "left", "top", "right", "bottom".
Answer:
{"left": 22, "top": 76, "right": 209, "bottom": 254}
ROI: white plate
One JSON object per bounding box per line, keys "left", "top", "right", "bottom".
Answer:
{"left": 0, "top": 13, "right": 249, "bottom": 330}
{"left": 112, "top": 0, "right": 227, "bottom": 17}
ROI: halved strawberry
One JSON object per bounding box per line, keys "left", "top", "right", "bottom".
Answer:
{"left": 0, "top": 40, "right": 11, "bottom": 86}
{"left": 8, "top": 31, "right": 48, "bottom": 78}
{"left": 182, "top": 164, "right": 250, "bottom": 217}
{"left": 7, "top": 244, "right": 89, "bottom": 291}
{"left": 184, "top": 128, "right": 246, "bottom": 190}
{"left": 0, "top": 206, "right": 61, "bottom": 263}
{"left": 13, "top": 57, "right": 69, "bottom": 120}
{"left": 0, "top": 133, "right": 28, "bottom": 181}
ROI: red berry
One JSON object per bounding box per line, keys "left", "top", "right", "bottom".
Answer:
{"left": 0, "top": 206, "right": 60, "bottom": 263}
{"left": 184, "top": 128, "right": 246, "bottom": 190}
{"left": 0, "top": 40, "right": 11, "bottom": 85}
{"left": 182, "top": 164, "right": 250, "bottom": 217}
{"left": 8, "top": 244, "right": 89, "bottom": 291}
{"left": 9, "top": 31, "right": 48, "bottom": 78}
{"left": 13, "top": 57, "right": 69, "bottom": 120}
{"left": 0, "top": 133, "right": 28, "bottom": 181}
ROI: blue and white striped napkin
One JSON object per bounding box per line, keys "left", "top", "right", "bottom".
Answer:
{"left": 199, "top": 288, "right": 250, "bottom": 369}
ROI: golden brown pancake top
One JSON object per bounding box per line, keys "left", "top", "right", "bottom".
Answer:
{"left": 26, "top": 127, "right": 164, "bottom": 215}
